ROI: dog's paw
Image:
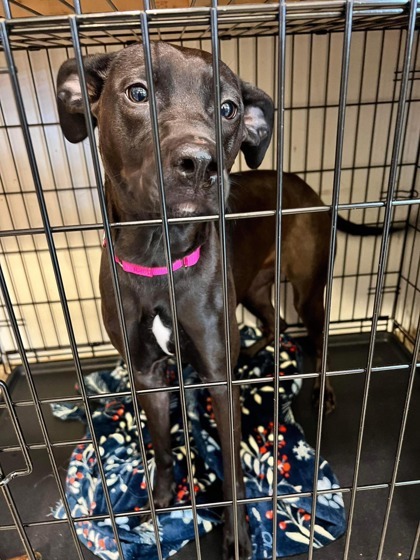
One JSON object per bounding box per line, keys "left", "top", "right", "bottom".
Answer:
{"left": 223, "top": 523, "right": 252, "bottom": 560}
{"left": 139, "top": 481, "right": 175, "bottom": 521}
{"left": 223, "top": 539, "right": 252, "bottom": 560}
{"left": 153, "top": 480, "right": 176, "bottom": 510}
{"left": 311, "top": 385, "right": 336, "bottom": 415}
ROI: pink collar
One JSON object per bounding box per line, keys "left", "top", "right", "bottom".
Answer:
{"left": 103, "top": 239, "right": 201, "bottom": 277}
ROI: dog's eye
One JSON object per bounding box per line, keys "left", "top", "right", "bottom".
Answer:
{"left": 221, "top": 101, "right": 237, "bottom": 120}
{"left": 126, "top": 84, "right": 148, "bottom": 103}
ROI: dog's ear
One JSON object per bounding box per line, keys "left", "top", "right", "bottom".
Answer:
{"left": 56, "top": 53, "right": 116, "bottom": 143}
{"left": 240, "top": 81, "right": 274, "bottom": 169}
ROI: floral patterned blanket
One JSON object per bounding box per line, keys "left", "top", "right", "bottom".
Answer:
{"left": 52, "top": 327, "right": 346, "bottom": 559}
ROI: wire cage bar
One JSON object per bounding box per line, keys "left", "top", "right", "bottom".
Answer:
{"left": 1, "top": 28, "right": 419, "bottom": 367}
{"left": 0, "top": 1, "right": 419, "bottom": 560}
{"left": 307, "top": 1, "right": 354, "bottom": 556}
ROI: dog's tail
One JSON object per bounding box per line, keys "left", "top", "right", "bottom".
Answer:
{"left": 336, "top": 215, "right": 404, "bottom": 236}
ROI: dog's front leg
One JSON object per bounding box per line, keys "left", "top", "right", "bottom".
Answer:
{"left": 182, "top": 310, "right": 252, "bottom": 560}
{"left": 135, "top": 362, "right": 174, "bottom": 510}
{"left": 208, "top": 382, "right": 252, "bottom": 560}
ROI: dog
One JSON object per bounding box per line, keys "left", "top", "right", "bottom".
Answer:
{"left": 57, "top": 42, "right": 275, "bottom": 559}
{"left": 56, "top": 41, "right": 389, "bottom": 558}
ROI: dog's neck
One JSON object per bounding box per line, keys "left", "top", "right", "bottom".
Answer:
{"left": 104, "top": 178, "right": 211, "bottom": 267}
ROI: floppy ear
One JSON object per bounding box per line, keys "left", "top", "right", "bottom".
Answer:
{"left": 56, "top": 53, "right": 116, "bottom": 143}
{"left": 240, "top": 81, "right": 274, "bottom": 169}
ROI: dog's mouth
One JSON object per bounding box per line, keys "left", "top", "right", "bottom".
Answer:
{"left": 152, "top": 171, "right": 230, "bottom": 219}
{"left": 165, "top": 202, "right": 200, "bottom": 219}
{"left": 175, "top": 202, "right": 199, "bottom": 216}
{"left": 167, "top": 199, "right": 218, "bottom": 219}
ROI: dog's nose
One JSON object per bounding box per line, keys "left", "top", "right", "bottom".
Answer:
{"left": 173, "top": 144, "right": 217, "bottom": 185}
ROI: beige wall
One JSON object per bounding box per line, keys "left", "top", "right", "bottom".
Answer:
{"left": 0, "top": 29, "right": 419, "bottom": 368}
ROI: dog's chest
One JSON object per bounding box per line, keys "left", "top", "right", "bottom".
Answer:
{"left": 152, "top": 314, "right": 174, "bottom": 355}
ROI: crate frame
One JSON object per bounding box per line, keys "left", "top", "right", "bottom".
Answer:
{"left": 0, "top": 1, "right": 419, "bottom": 559}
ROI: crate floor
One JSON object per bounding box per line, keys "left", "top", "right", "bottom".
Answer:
{"left": 0, "top": 333, "right": 419, "bottom": 560}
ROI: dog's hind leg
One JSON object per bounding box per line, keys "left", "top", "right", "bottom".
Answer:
{"left": 291, "top": 279, "right": 336, "bottom": 414}
{"left": 241, "top": 267, "right": 287, "bottom": 358}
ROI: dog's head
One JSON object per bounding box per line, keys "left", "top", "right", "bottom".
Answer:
{"left": 57, "top": 42, "right": 273, "bottom": 218}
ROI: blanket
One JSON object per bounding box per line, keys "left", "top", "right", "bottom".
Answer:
{"left": 52, "top": 327, "right": 346, "bottom": 559}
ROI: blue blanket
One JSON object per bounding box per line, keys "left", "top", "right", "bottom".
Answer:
{"left": 52, "top": 327, "right": 346, "bottom": 559}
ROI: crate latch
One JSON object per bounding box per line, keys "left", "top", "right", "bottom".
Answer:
{"left": 0, "top": 381, "right": 33, "bottom": 487}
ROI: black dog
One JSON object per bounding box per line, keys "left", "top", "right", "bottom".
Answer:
{"left": 57, "top": 41, "right": 387, "bottom": 558}
{"left": 57, "top": 42, "right": 275, "bottom": 559}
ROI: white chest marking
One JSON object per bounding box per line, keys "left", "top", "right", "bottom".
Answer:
{"left": 152, "top": 314, "right": 173, "bottom": 355}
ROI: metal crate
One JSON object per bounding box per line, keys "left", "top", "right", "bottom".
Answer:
{"left": 0, "top": 1, "right": 419, "bottom": 559}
